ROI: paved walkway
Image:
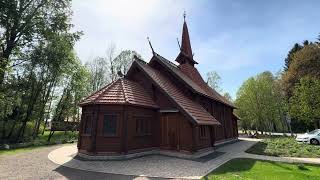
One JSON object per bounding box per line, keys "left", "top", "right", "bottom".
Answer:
{"left": 0, "top": 144, "right": 164, "bottom": 180}
{"left": 48, "top": 138, "right": 320, "bottom": 179}
{"left": 48, "top": 138, "right": 259, "bottom": 179}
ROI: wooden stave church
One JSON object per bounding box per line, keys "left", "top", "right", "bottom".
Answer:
{"left": 78, "top": 17, "right": 239, "bottom": 158}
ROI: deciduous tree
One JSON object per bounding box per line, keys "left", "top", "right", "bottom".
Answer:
{"left": 289, "top": 77, "right": 320, "bottom": 129}
{"left": 0, "top": 0, "right": 75, "bottom": 84}
{"left": 206, "top": 71, "right": 222, "bottom": 92}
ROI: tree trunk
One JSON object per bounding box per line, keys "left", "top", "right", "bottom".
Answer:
{"left": 0, "top": 56, "right": 8, "bottom": 85}
{"left": 15, "top": 121, "right": 27, "bottom": 142}
{"left": 1, "top": 120, "right": 6, "bottom": 141}
{"left": 42, "top": 88, "right": 55, "bottom": 135}
{"left": 6, "top": 120, "right": 17, "bottom": 141}
{"left": 32, "top": 74, "right": 48, "bottom": 139}
{"left": 47, "top": 130, "right": 55, "bottom": 142}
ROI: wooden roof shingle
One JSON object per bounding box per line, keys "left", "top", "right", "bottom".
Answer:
{"left": 152, "top": 54, "right": 235, "bottom": 108}
{"left": 133, "top": 60, "right": 220, "bottom": 125}
{"left": 79, "top": 78, "right": 158, "bottom": 108}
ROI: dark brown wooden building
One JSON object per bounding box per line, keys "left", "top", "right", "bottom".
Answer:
{"left": 78, "top": 17, "right": 239, "bottom": 158}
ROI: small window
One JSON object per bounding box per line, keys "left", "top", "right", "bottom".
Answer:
{"left": 199, "top": 126, "right": 207, "bottom": 138}
{"left": 136, "top": 117, "right": 151, "bottom": 135}
{"left": 103, "top": 114, "right": 117, "bottom": 136}
{"left": 83, "top": 115, "right": 92, "bottom": 135}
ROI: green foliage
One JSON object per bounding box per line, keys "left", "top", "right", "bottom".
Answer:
{"left": 85, "top": 57, "right": 110, "bottom": 92}
{"left": 53, "top": 59, "right": 90, "bottom": 123}
{"left": 282, "top": 44, "right": 320, "bottom": 97}
{"left": 284, "top": 43, "right": 303, "bottom": 71}
{"left": 203, "top": 158, "right": 320, "bottom": 180}
{"left": 85, "top": 48, "right": 142, "bottom": 93}
{"left": 0, "top": 131, "right": 78, "bottom": 155}
{"left": 113, "top": 50, "right": 141, "bottom": 75}
{"left": 0, "top": 0, "right": 77, "bottom": 83}
{"left": 289, "top": 78, "right": 320, "bottom": 128}
{"left": 282, "top": 43, "right": 320, "bottom": 130}
{"left": 235, "top": 71, "right": 287, "bottom": 132}
{"left": 0, "top": 0, "right": 86, "bottom": 143}
{"left": 111, "top": 50, "right": 142, "bottom": 81}
{"left": 246, "top": 137, "right": 320, "bottom": 158}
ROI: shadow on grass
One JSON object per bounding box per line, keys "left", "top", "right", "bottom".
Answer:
{"left": 205, "top": 158, "right": 257, "bottom": 177}
{"left": 298, "top": 164, "right": 310, "bottom": 171}
{"left": 245, "top": 141, "right": 270, "bottom": 155}
{"left": 267, "top": 160, "right": 294, "bottom": 171}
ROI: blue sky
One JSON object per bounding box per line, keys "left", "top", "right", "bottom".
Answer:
{"left": 71, "top": 0, "right": 320, "bottom": 99}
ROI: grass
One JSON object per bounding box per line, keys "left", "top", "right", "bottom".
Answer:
{"left": 246, "top": 137, "right": 320, "bottom": 158}
{"left": 0, "top": 131, "right": 78, "bottom": 156}
{"left": 0, "top": 145, "right": 50, "bottom": 155}
{"left": 203, "top": 158, "right": 320, "bottom": 180}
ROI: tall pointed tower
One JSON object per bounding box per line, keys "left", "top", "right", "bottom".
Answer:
{"left": 176, "top": 12, "right": 198, "bottom": 66}
{"left": 180, "top": 12, "right": 193, "bottom": 59}
{"left": 175, "top": 12, "right": 208, "bottom": 87}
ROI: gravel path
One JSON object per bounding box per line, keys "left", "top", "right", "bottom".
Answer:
{"left": 0, "top": 144, "right": 167, "bottom": 180}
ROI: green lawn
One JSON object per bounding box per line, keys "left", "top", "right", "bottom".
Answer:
{"left": 0, "top": 131, "right": 78, "bottom": 156}
{"left": 203, "top": 158, "right": 320, "bottom": 180}
{"left": 246, "top": 137, "right": 320, "bottom": 158}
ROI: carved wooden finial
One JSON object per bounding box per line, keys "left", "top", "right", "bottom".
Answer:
{"left": 177, "top": 38, "right": 181, "bottom": 50}
{"left": 147, "top": 37, "right": 155, "bottom": 55}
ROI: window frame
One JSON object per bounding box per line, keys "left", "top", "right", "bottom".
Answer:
{"left": 102, "top": 113, "right": 118, "bottom": 137}
{"left": 199, "top": 126, "right": 208, "bottom": 139}
{"left": 135, "top": 116, "right": 152, "bottom": 136}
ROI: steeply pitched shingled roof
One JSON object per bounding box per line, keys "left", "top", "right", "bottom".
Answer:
{"left": 152, "top": 53, "right": 235, "bottom": 108}
{"left": 79, "top": 78, "right": 158, "bottom": 108}
{"left": 133, "top": 60, "right": 220, "bottom": 125}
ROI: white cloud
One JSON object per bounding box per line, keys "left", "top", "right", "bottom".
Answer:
{"left": 71, "top": 0, "right": 196, "bottom": 63}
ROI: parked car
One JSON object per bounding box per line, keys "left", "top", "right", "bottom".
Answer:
{"left": 296, "top": 129, "right": 320, "bottom": 145}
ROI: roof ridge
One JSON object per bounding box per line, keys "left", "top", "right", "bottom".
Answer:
{"left": 155, "top": 53, "right": 178, "bottom": 68}
{"left": 80, "top": 83, "right": 111, "bottom": 103}
{"left": 153, "top": 54, "right": 235, "bottom": 108}
{"left": 120, "top": 78, "right": 129, "bottom": 104}
{"left": 93, "top": 79, "right": 119, "bottom": 104}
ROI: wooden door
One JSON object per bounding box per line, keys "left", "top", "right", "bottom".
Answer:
{"left": 160, "top": 113, "right": 178, "bottom": 150}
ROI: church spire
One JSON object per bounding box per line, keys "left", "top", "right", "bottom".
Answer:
{"left": 175, "top": 11, "right": 198, "bottom": 66}
{"left": 180, "top": 11, "right": 193, "bottom": 58}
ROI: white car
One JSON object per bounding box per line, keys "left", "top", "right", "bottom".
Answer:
{"left": 296, "top": 129, "right": 320, "bottom": 145}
